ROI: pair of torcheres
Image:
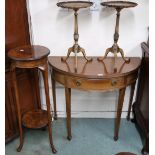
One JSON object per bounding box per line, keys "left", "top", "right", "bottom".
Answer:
{"left": 7, "top": 0, "right": 138, "bottom": 154}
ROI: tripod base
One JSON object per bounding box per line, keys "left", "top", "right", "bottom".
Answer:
{"left": 98, "top": 44, "right": 130, "bottom": 63}
{"left": 61, "top": 45, "right": 92, "bottom": 62}
{"left": 61, "top": 45, "right": 92, "bottom": 72}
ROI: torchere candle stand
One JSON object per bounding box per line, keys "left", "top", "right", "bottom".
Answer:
{"left": 57, "top": 1, "right": 93, "bottom": 72}
{"left": 98, "top": 1, "right": 137, "bottom": 63}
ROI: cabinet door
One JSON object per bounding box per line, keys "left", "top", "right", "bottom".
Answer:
{"left": 139, "top": 51, "right": 149, "bottom": 126}
{"left": 133, "top": 42, "right": 149, "bottom": 153}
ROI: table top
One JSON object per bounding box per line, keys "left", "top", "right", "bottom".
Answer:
{"left": 8, "top": 45, "right": 50, "bottom": 61}
{"left": 57, "top": 1, "right": 93, "bottom": 10}
{"left": 48, "top": 56, "right": 141, "bottom": 78}
{"left": 101, "top": 1, "right": 137, "bottom": 9}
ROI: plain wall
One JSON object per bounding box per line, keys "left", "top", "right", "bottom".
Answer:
{"left": 28, "top": 0, "right": 149, "bottom": 118}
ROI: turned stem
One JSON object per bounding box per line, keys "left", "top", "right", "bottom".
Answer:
{"left": 74, "top": 9, "right": 79, "bottom": 45}
{"left": 74, "top": 9, "right": 79, "bottom": 72}
{"left": 114, "top": 9, "right": 121, "bottom": 44}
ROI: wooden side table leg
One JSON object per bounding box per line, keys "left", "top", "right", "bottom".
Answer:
{"left": 65, "top": 87, "right": 72, "bottom": 140}
{"left": 40, "top": 65, "right": 57, "bottom": 154}
{"left": 127, "top": 82, "right": 136, "bottom": 121}
{"left": 11, "top": 66, "right": 24, "bottom": 152}
{"left": 34, "top": 68, "right": 42, "bottom": 109}
{"left": 114, "top": 88, "right": 126, "bottom": 141}
{"left": 52, "top": 77, "right": 57, "bottom": 120}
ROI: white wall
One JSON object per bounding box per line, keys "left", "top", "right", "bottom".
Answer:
{"left": 28, "top": 0, "right": 149, "bottom": 118}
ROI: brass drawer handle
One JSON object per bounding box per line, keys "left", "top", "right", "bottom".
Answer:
{"left": 76, "top": 80, "right": 81, "bottom": 86}
{"left": 111, "top": 79, "right": 117, "bottom": 86}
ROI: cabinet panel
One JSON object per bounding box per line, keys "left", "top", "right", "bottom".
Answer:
{"left": 139, "top": 53, "right": 149, "bottom": 124}
{"left": 5, "top": 0, "right": 30, "bottom": 69}
{"left": 133, "top": 42, "right": 149, "bottom": 154}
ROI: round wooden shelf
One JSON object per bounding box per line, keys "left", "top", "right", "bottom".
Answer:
{"left": 22, "top": 110, "right": 50, "bottom": 129}
{"left": 7, "top": 45, "right": 50, "bottom": 61}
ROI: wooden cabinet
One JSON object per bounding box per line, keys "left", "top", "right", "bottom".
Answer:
{"left": 5, "top": 0, "right": 40, "bottom": 143}
{"left": 133, "top": 42, "right": 149, "bottom": 154}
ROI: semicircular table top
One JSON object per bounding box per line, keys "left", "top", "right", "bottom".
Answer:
{"left": 48, "top": 56, "right": 141, "bottom": 78}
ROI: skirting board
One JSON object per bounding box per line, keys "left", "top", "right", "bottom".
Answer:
{"left": 41, "top": 104, "right": 133, "bottom": 118}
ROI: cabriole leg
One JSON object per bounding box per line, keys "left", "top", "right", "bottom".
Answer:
{"left": 40, "top": 64, "right": 57, "bottom": 153}
{"left": 11, "top": 65, "right": 24, "bottom": 152}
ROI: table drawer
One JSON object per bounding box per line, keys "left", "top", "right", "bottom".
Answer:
{"left": 67, "top": 77, "right": 125, "bottom": 90}
{"left": 53, "top": 71, "right": 125, "bottom": 90}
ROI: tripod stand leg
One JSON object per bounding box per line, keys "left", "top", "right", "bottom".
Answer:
{"left": 119, "top": 48, "right": 130, "bottom": 63}
{"left": 98, "top": 47, "right": 111, "bottom": 61}
{"left": 80, "top": 47, "right": 92, "bottom": 61}
{"left": 61, "top": 47, "right": 73, "bottom": 61}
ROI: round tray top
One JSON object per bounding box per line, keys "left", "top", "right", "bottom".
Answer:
{"left": 57, "top": 1, "right": 93, "bottom": 10}
{"left": 7, "top": 45, "right": 50, "bottom": 61}
{"left": 101, "top": 1, "right": 137, "bottom": 9}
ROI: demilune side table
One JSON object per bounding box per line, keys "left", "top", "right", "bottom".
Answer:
{"left": 49, "top": 56, "right": 141, "bottom": 141}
